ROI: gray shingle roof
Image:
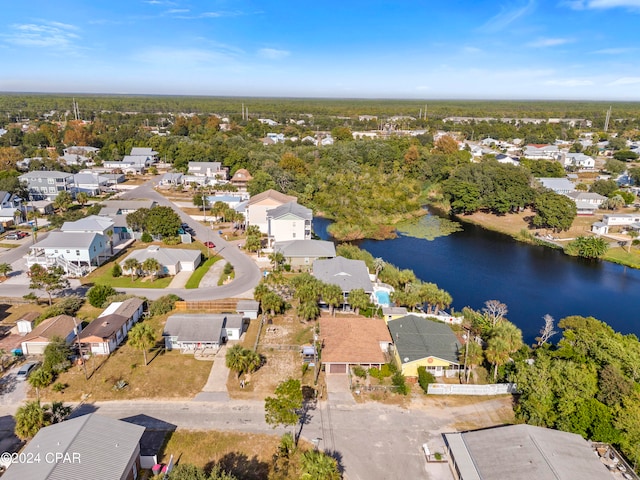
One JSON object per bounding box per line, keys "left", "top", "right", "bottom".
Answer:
{"left": 267, "top": 201, "right": 312, "bottom": 221}
{"left": 274, "top": 239, "right": 336, "bottom": 258}
{"left": 20, "top": 171, "right": 73, "bottom": 180}
{"left": 312, "top": 256, "right": 373, "bottom": 293}
{"left": 61, "top": 215, "right": 114, "bottom": 232}
{"left": 120, "top": 247, "right": 201, "bottom": 268}
{"left": 444, "top": 424, "right": 613, "bottom": 480}
{"left": 31, "top": 231, "right": 105, "bottom": 249}
{"left": 1, "top": 413, "right": 144, "bottom": 480}
{"left": 163, "top": 314, "right": 233, "bottom": 342}
{"left": 388, "top": 314, "right": 461, "bottom": 364}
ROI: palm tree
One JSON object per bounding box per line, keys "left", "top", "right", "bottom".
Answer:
{"left": 300, "top": 449, "right": 340, "bottom": 480}
{"left": 321, "top": 283, "right": 343, "bottom": 316}
{"left": 14, "top": 401, "right": 49, "bottom": 440}
{"left": 142, "top": 257, "right": 162, "bottom": 281}
{"left": 0, "top": 263, "right": 13, "bottom": 280}
{"left": 486, "top": 321, "right": 523, "bottom": 381}
{"left": 28, "top": 367, "right": 52, "bottom": 402}
{"left": 225, "top": 345, "right": 261, "bottom": 378}
{"left": 76, "top": 192, "right": 89, "bottom": 207}
{"left": 460, "top": 339, "right": 484, "bottom": 384}
{"left": 262, "top": 291, "right": 284, "bottom": 316}
{"left": 347, "top": 288, "right": 371, "bottom": 315}
{"left": 123, "top": 258, "right": 140, "bottom": 280}
{"left": 296, "top": 301, "right": 320, "bottom": 321}
{"left": 485, "top": 336, "right": 511, "bottom": 382}
{"left": 128, "top": 322, "right": 156, "bottom": 366}
{"left": 373, "top": 257, "right": 385, "bottom": 281}
{"left": 268, "top": 251, "right": 285, "bottom": 272}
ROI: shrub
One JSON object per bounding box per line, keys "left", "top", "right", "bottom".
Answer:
{"left": 380, "top": 364, "right": 392, "bottom": 378}
{"left": 392, "top": 371, "right": 409, "bottom": 395}
{"left": 36, "top": 296, "right": 85, "bottom": 324}
{"left": 162, "top": 236, "right": 181, "bottom": 245}
{"left": 87, "top": 284, "right": 117, "bottom": 308}
{"left": 141, "top": 232, "right": 153, "bottom": 243}
{"left": 353, "top": 365, "right": 367, "bottom": 378}
{"left": 149, "top": 294, "right": 181, "bottom": 317}
{"left": 369, "top": 367, "right": 381, "bottom": 379}
{"left": 417, "top": 366, "right": 436, "bottom": 394}
{"left": 223, "top": 262, "right": 234, "bottom": 275}
{"left": 104, "top": 293, "right": 139, "bottom": 305}
{"left": 52, "top": 382, "right": 67, "bottom": 392}
{"left": 301, "top": 363, "right": 309, "bottom": 376}
{"left": 111, "top": 263, "right": 122, "bottom": 277}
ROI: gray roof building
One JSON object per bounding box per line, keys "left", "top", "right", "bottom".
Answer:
{"left": 31, "top": 231, "right": 106, "bottom": 249}
{"left": 537, "top": 177, "right": 576, "bottom": 194}
{"left": 130, "top": 147, "right": 158, "bottom": 156}
{"left": 443, "top": 424, "right": 613, "bottom": 480}
{"left": 1, "top": 413, "right": 144, "bottom": 480}
{"left": 274, "top": 239, "right": 336, "bottom": 258}
{"left": 267, "top": 201, "right": 313, "bottom": 221}
{"left": 312, "top": 256, "right": 373, "bottom": 293}
{"left": 388, "top": 314, "right": 461, "bottom": 364}
{"left": 163, "top": 314, "right": 243, "bottom": 350}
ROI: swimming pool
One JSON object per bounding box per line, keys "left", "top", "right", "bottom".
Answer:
{"left": 375, "top": 290, "right": 391, "bottom": 306}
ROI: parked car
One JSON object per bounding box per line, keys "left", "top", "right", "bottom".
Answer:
{"left": 5, "top": 231, "right": 27, "bottom": 240}
{"left": 15, "top": 362, "right": 39, "bottom": 381}
{"left": 204, "top": 241, "right": 216, "bottom": 248}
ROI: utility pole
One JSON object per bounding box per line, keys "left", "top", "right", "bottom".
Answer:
{"left": 73, "top": 317, "right": 88, "bottom": 379}
{"left": 463, "top": 326, "right": 470, "bottom": 384}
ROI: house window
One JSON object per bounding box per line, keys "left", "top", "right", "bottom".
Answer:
{"left": 54, "top": 250, "right": 58, "bottom": 254}
{"left": 66, "top": 250, "right": 70, "bottom": 254}
{"left": 48, "top": 178, "right": 54, "bottom": 184}
{"left": 292, "top": 232, "right": 296, "bottom": 238}
{"left": 49, "top": 187, "right": 56, "bottom": 193}
{"left": 76, "top": 250, "right": 80, "bottom": 256}
{"left": 93, "top": 246, "right": 96, "bottom": 252}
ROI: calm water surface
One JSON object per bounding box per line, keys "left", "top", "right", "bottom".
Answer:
{"left": 314, "top": 215, "right": 640, "bottom": 344}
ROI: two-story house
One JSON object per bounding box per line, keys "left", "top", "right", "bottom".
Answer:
{"left": 266, "top": 201, "right": 312, "bottom": 246}
{"left": 187, "top": 162, "right": 227, "bottom": 179}
{"left": 246, "top": 189, "right": 298, "bottom": 234}
{"left": 19, "top": 171, "right": 75, "bottom": 201}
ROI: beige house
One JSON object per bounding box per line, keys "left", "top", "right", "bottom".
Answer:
{"left": 246, "top": 189, "right": 297, "bottom": 234}
{"left": 20, "top": 315, "right": 80, "bottom": 355}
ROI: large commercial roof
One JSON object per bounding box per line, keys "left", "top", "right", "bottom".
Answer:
{"left": 1, "top": 413, "right": 144, "bottom": 480}
{"left": 443, "top": 424, "right": 613, "bottom": 480}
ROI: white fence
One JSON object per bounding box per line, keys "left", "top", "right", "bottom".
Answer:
{"left": 427, "top": 383, "right": 518, "bottom": 395}
{"left": 411, "top": 312, "right": 464, "bottom": 325}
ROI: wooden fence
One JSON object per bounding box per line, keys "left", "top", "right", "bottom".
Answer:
{"left": 174, "top": 300, "right": 240, "bottom": 312}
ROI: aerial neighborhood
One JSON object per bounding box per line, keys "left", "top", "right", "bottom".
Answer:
{"left": 0, "top": 98, "right": 639, "bottom": 480}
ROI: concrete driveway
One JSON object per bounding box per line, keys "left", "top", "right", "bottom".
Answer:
{"left": 0, "top": 364, "right": 30, "bottom": 408}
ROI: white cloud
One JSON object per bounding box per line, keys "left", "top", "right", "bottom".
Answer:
{"left": 133, "top": 47, "right": 235, "bottom": 66}
{"left": 591, "top": 47, "right": 635, "bottom": 54}
{"left": 167, "top": 9, "right": 190, "bottom": 14}
{"left": 258, "top": 48, "right": 290, "bottom": 60}
{"left": 2, "top": 21, "right": 81, "bottom": 52}
{"left": 526, "top": 37, "right": 573, "bottom": 47}
{"left": 564, "top": 0, "right": 640, "bottom": 9}
{"left": 544, "top": 78, "right": 594, "bottom": 86}
{"left": 609, "top": 77, "right": 640, "bottom": 85}
{"left": 481, "top": 0, "right": 536, "bottom": 32}
{"left": 463, "top": 46, "right": 483, "bottom": 54}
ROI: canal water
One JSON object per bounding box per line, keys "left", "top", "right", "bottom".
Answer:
{"left": 313, "top": 215, "right": 640, "bottom": 345}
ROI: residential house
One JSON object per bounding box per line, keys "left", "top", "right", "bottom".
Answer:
{"left": 0, "top": 190, "right": 23, "bottom": 225}
{"left": 73, "top": 172, "right": 110, "bottom": 195}
{"left": 246, "top": 189, "right": 298, "bottom": 234}
{"left": 187, "top": 162, "right": 226, "bottom": 180}
{"left": 387, "top": 314, "right": 461, "bottom": 378}
{"left": 320, "top": 316, "right": 392, "bottom": 375}
{"left": 159, "top": 172, "right": 183, "bottom": 186}
{"left": 163, "top": 313, "right": 242, "bottom": 353}
{"left": 60, "top": 152, "right": 93, "bottom": 166}
{"left": 207, "top": 194, "right": 247, "bottom": 211}
{"left": 63, "top": 146, "right": 100, "bottom": 157}
{"left": 1, "top": 413, "right": 145, "bottom": 480}
{"left": 19, "top": 171, "right": 75, "bottom": 201}
{"left": 522, "top": 144, "right": 561, "bottom": 160}
{"left": 79, "top": 298, "right": 145, "bottom": 355}
{"left": 27, "top": 231, "right": 109, "bottom": 276}
{"left": 61, "top": 215, "right": 114, "bottom": 236}
{"left": 443, "top": 424, "right": 613, "bottom": 480}
{"left": 130, "top": 147, "right": 158, "bottom": 159}
{"left": 103, "top": 156, "right": 149, "bottom": 174}
{"left": 99, "top": 200, "right": 157, "bottom": 216}
{"left": 565, "top": 191, "right": 607, "bottom": 215}
{"left": 563, "top": 152, "right": 595, "bottom": 170}
{"left": 120, "top": 246, "right": 201, "bottom": 276}
{"left": 312, "top": 256, "right": 374, "bottom": 309}
{"left": 591, "top": 213, "right": 640, "bottom": 235}
{"left": 230, "top": 168, "right": 253, "bottom": 190}
{"left": 273, "top": 239, "right": 336, "bottom": 269}
{"left": 495, "top": 154, "right": 520, "bottom": 166}
{"left": 381, "top": 306, "right": 408, "bottom": 323}
{"left": 258, "top": 118, "right": 278, "bottom": 126}
{"left": 266, "top": 201, "right": 312, "bottom": 246}
{"left": 20, "top": 314, "right": 81, "bottom": 355}
{"left": 536, "top": 177, "right": 576, "bottom": 195}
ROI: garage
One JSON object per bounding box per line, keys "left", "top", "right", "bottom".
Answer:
{"left": 328, "top": 363, "right": 347, "bottom": 374}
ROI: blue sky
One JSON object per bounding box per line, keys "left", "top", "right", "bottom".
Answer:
{"left": 2, "top": 0, "right": 640, "bottom": 100}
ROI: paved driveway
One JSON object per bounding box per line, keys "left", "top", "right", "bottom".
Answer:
{"left": 0, "top": 364, "right": 29, "bottom": 407}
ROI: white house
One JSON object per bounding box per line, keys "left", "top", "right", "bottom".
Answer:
{"left": 537, "top": 177, "right": 576, "bottom": 195}
{"left": 591, "top": 213, "right": 640, "bottom": 235}
{"left": 73, "top": 173, "right": 110, "bottom": 195}
{"left": 187, "top": 162, "right": 226, "bottom": 179}
{"left": 563, "top": 153, "right": 595, "bottom": 170}
{"left": 120, "top": 245, "right": 201, "bottom": 276}
{"left": 523, "top": 144, "right": 561, "bottom": 160}
{"left": 26, "top": 231, "right": 109, "bottom": 276}
{"left": 266, "top": 201, "right": 312, "bottom": 246}
{"left": 79, "top": 298, "right": 145, "bottom": 355}
{"left": 19, "top": 171, "right": 75, "bottom": 201}
{"left": 565, "top": 191, "right": 606, "bottom": 215}
{"left": 61, "top": 215, "right": 115, "bottom": 236}
{"left": 163, "top": 314, "right": 241, "bottom": 353}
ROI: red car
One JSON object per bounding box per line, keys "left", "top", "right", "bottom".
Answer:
{"left": 204, "top": 241, "right": 216, "bottom": 248}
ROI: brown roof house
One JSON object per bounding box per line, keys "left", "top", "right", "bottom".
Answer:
{"left": 230, "top": 168, "right": 253, "bottom": 190}
{"left": 79, "top": 298, "right": 145, "bottom": 355}
{"left": 20, "top": 315, "right": 81, "bottom": 355}
{"left": 320, "top": 316, "right": 392, "bottom": 375}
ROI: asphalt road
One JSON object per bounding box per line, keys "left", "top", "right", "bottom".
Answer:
{"left": 67, "top": 398, "right": 451, "bottom": 480}
{"left": 116, "top": 179, "right": 262, "bottom": 300}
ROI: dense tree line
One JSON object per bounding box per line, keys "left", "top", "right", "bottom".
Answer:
{"left": 511, "top": 316, "right": 640, "bottom": 468}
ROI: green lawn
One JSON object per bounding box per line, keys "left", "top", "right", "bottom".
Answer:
{"left": 82, "top": 263, "right": 173, "bottom": 288}
{"left": 603, "top": 247, "right": 640, "bottom": 269}
{"left": 185, "top": 256, "right": 220, "bottom": 289}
